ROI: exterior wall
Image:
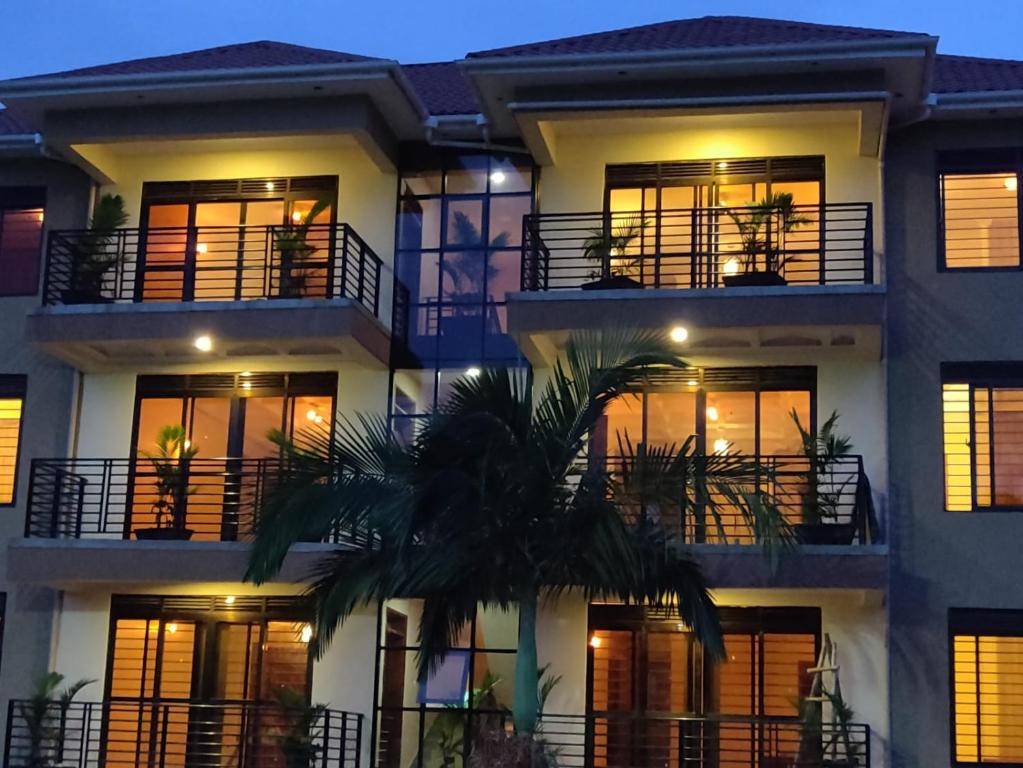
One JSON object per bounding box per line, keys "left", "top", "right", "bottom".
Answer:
{"left": 0, "top": 158, "right": 92, "bottom": 737}
{"left": 884, "top": 118, "right": 1023, "bottom": 768}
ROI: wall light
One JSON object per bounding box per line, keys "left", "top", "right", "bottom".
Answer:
{"left": 589, "top": 635, "right": 602, "bottom": 649}
{"left": 669, "top": 326, "right": 689, "bottom": 343}
{"left": 167, "top": 623, "right": 178, "bottom": 634}
{"left": 1006, "top": 176, "right": 1019, "bottom": 192}
{"left": 465, "top": 366, "right": 482, "bottom": 378}
{"left": 301, "top": 624, "right": 314, "bottom": 643}
{"left": 706, "top": 406, "right": 719, "bottom": 422}
{"left": 292, "top": 211, "right": 303, "bottom": 223}
{"left": 194, "top": 335, "right": 213, "bottom": 352}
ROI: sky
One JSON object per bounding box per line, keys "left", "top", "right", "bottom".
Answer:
{"left": 0, "top": 0, "right": 1019, "bottom": 80}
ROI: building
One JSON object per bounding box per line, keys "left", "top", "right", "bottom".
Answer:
{"left": 0, "top": 15, "right": 1019, "bottom": 768}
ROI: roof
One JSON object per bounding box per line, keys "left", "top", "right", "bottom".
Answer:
{"left": 12, "top": 40, "right": 382, "bottom": 82}
{"left": 0, "top": 108, "right": 33, "bottom": 136}
{"left": 934, "top": 53, "right": 1023, "bottom": 94}
{"left": 402, "top": 62, "right": 478, "bottom": 116}
{"left": 468, "top": 15, "right": 929, "bottom": 59}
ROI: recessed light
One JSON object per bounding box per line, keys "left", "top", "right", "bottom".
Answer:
{"left": 490, "top": 170, "right": 506, "bottom": 185}
{"left": 465, "top": 366, "right": 482, "bottom": 378}
{"left": 265, "top": 181, "right": 275, "bottom": 191}
{"left": 194, "top": 335, "right": 213, "bottom": 352}
{"left": 669, "top": 326, "right": 689, "bottom": 343}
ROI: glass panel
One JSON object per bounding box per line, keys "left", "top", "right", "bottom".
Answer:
{"left": 290, "top": 395, "right": 332, "bottom": 440}
{"left": 714, "top": 634, "right": 755, "bottom": 715}
{"left": 609, "top": 188, "right": 644, "bottom": 213}
{"left": 445, "top": 200, "right": 484, "bottom": 248}
{"left": 943, "top": 172, "right": 1020, "bottom": 268}
{"left": 976, "top": 388, "right": 992, "bottom": 508}
{"left": 759, "top": 391, "right": 810, "bottom": 456}
{"left": 215, "top": 623, "right": 260, "bottom": 700}
{"left": 143, "top": 204, "right": 190, "bottom": 301}
{"left": 0, "top": 397, "right": 22, "bottom": 503}
{"left": 485, "top": 249, "right": 520, "bottom": 303}
{"left": 399, "top": 196, "right": 441, "bottom": 251}
{"left": 646, "top": 391, "right": 698, "bottom": 451}
{"left": 186, "top": 398, "right": 230, "bottom": 541}
{"left": 261, "top": 621, "right": 312, "bottom": 697}
{"left": 441, "top": 250, "right": 487, "bottom": 303}
{"left": 955, "top": 634, "right": 1023, "bottom": 763}
{"left": 645, "top": 632, "right": 689, "bottom": 712}
{"left": 761, "top": 633, "right": 815, "bottom": 716}
{"left": 445, "top": 156, "right": 488, "bottom": 194}
{"left": 992, "top": 388, "right": 1023, "bottom": 506}
{"left": 488, "top": 158, "right": 532, "bottom": 193}
{"left": 286, "top": 199, "right": 330, "bottom": 298}
{"left": 602, "top": 393, "right": 644, "bottom": 458}
{"left": 243, "top": 397, "right": 285, "bottom": 457}
{"left": 488, "top": 196, "right": 529, "bottom": 248}
{"left": 0, "top": 208, "right": 44, "bottom": 295}
{"left": 944, "top": 383, "right": 974, "bottom": 511}
{"left": 591, "top": 630, "right": 633, "bottom": 712}
{"left": 954, "top": 634, "right": 981, "bottom": 763}
{"left": 706, "top": 391, "right": 757, "bottom": 455}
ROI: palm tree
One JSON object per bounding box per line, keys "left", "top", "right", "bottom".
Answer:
{"left": 246, "top": 330, "right": 784, "bottom": 746}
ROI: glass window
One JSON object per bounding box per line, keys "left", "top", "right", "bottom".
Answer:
{"left": 942, "top": 171, "right": 1020, "bottom": 269}
{"left": 0, "top": 377, "right": 26, "bottom": 505}
{"left": 0, "top": 200, "right": 45, "bottom": 297}
{"left": 943, "top": 365, "right": 1023, "bottom": 511}
{"left": 951, "top": 610, "right": 1023, "bottom": 765}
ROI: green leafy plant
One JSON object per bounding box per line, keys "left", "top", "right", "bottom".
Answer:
{"left": 247, "top": 329, "right": 786, "bottom": 753}
{"left": 727, "top": 192, "right": 810, "bottom": 275}
{"left": 269, "top": 685, "right": 327, "bottom": 768}
{"left": 581, "top": 216, "right": 647, "bottom": 281}
{"left": 138, "top": 425, "right": 199, "bottom": 533}
{"left": 790, "top": 409, "right": 854, "bottom": 527}
{"left": 66, "top": 194, "right": 128, "bottom": 301}
{"left": 19, "top": 672, "right": 94, "bottom": 768}
{"left": 274, "top": 199, "right": 331, "bottom": 298}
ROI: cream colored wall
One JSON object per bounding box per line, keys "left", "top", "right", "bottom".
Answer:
{"left": 540, "top": 114, "right": 884, "bottom": 274}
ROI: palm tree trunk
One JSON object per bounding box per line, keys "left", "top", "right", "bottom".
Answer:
{"left": 512, "top": 588, "right": 540, "bottom": 736}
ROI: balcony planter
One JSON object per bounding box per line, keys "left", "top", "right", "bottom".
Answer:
{"left": 722, "top": 270, "right": 787, "bottom": 287}
{"left": 794, "top": 522, "right": 856, "bottom": 546}
{"left": 134, "top": 525, "right": 195, "bottom": 541}
{"left": 581, "top": 275, "right": 644, "bottom": 291}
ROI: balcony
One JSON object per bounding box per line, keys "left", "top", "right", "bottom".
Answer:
{"left": 10, "top": 457, "right": 365, "bottom": 584}
{"left": 25, "top": 223, "right": 391, "bottom": 370}
{"left": 509, "top": 203, "right": 883, "bottom": 364}
{"left": 4, "top": 699, "right": 363, "bottom": 768}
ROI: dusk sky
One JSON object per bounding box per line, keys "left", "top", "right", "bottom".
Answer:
{"left": 0, "top": 0, "right": 1019, "bottom": 80}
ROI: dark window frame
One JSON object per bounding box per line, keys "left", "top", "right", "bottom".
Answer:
{"left": 0, "top": 375, "right": 27, "bottom": 508}
{"left": 937, "top": 149, "right": 1023, "bottom": 273}
{"left": 0, "top": 187, "right": 46, "bottom": 298}
{"left": 949, "top": 608, "right": 1023, "bottom": 767}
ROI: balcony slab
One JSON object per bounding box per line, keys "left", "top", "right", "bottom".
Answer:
{"left": 692, "top": 543, "right": 888, "bottom": 590}
{"left": 25, "top": 298, "right": 390, "bottom": 372}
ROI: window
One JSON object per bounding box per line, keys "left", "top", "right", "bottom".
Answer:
{"left": 951, "top": 609, "right": 1023, "bottom": 765}
{"left": 942, "top": 363, "right": 1023, "bottom": 511}
{"left": 940, "top": 150, "right": 1023, "bottom": 269}
{"left": 0, "top": 188, "right": 45, "bottom": 296}
{"left": 0, "top": 376, "right": 26, "bottom": 505}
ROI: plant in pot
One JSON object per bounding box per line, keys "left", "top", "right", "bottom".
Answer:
{"left": 19, "top": 672, "right": 94, "bottom": 768}
{"left": 723, "top": 192, "right": 810, "bottom": 287}
{"left": 790, "top": 409, "right": 856, "bottom": 545}
{"left": 134, "top": 424, "right": 199, "bottom": 541}
{"left": 269, "top": 685, "right": 327, "bottom": 768}
{"left": 62, "top": 194, "right": 129, "bottom": 304}
{"left": 274, "top": 199, "right": 331, "bottom": 299}
{"left": 581, "top": 215, "right": 647, "bottom": 290}
{"left": 439, "top": 211, "right": 510, "bottom": 342}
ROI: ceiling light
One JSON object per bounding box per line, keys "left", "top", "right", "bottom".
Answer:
{"left": 490, "top": 170, "right": 507, "bottom": 185}
{"left": 301, "top": 624, "right": 314, "bottom": 643}
{"left": 306, "top": 408, "right": 319, "bottom": 421}
{"left": 465, "top": 366, "right": 482, "bottom": 378}
{"left": 688, "top": 379, "right": 698, "bottom": 387}
{"left": 240, "top": 371, "right": 251, "bottom": 377}
{"left": 1006, "top": 177, "right": 1019, "bottom": 192}
{"left": 589, "top": 635, "right": 602, "bottom": 649}
{"left": 265, "top": 181, "right": 275, "bottom": 191}
{"left": 292, "top": 211, "right": 303, "bottom": 223}
{"left": 194, "top": 335, "right": 213, "bottom": 352}
{"left": 713, "top": 438, "right": 730, "bottom": 455}
{"left": 706, "top": 406, "right": 719, "bottom": 422}
{"left": 669, "top": 326, "right": 688, "bottom": 343}
{"left": 224, "top": 595, "right": 236, "bottom": 606}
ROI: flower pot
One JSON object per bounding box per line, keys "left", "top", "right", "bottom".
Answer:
{"left": 134, "top": 527, "right": 195, "bottom": 541}
{"left": 722, "top": 271, "right": 787, "bottom": 287}
{"left": 794, "top": 522, "right": 856, "bottom": 546}
{"left": 61, "top": 288, "right": 113, "bottom": 305}
{"left": 581, "top": 275, "right": 644, "bottom": 291}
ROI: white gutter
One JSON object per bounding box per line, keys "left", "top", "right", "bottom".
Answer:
{"left": 0, "top": 131, "right": 43, "bottom": 155}
{"left": 933, "top": 90, "right": 1023, "bottom": 112}
{"left": 507, "top": 90, "right": 891, "bottom": 113}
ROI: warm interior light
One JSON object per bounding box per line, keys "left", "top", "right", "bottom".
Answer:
{"left": 669, "top": 326, "right": 689, "bottom": 343}
{"left": 166, "top": 623, "right": 178, "bottom": 634}
{"left": 37, "top": 212, "right": 45, "bottom": 223}
{"left": 224, "top": 595, "right": 236, "bottom": 605}
{"left": 182, "top": 440, "right": 191, "bottom": 450}
{"left": 265, "top": 181, "right": 275, "bottom": 191}
{"left": 713, "top": 438, "right": 730, "bottom": 454}
{"left": 241, "top": 382, "right": 252, "bottom": 390}
{"left": 490, "top": 170, "right": 507, "bottom": 185}
{"left": 1006, "top": 176, "right": 1019, "bottom": 192}
{"left": 196, "top": 242, "right": 208, "bottom": 255}
{"left": 687, "top": 379, "right": 698, "bottom": 387}
{"left": 306, "top": 408, "right": 319, "bottom": 421}
{"left": 292, "top": 211, "right": 303, "bottom": 223}
{"left": 193, "top": 335, "right": 213, "bottom": 352}
{"left": 240, "top": 371, "right": 251, "bottom": 377}
{"left": 723, "top": 258, "right": 740, "bottom": 276}
{"left": 589, "top": 635, "right": 602, "bottom": 649}
{"left": 465, "top": 366, "right": 482, "bottom": 378}
{"left": 300, "top": 624, "right": 314, "bottom": 643}
{"left": 718, "top": 161, "right": 729, "bottom": 170}
{"left": 706, "top": 406, "right": 719, "bottom": 422}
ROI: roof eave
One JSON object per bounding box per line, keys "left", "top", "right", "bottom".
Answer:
{"left": 933, "top": 90, "right": 1023, "bottom": 112}
{"left": 0, "top": 132, "right": 44, "bottom": 156}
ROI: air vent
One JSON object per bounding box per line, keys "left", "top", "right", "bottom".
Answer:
{"left": 641, "top": 366, "right": 815, "bottom": 392}
{"left": 142, "top": 176, "right": 338, "bottom": 202}
{"left": 111, "top": 594, "right": 313, "bottom": 619}
{"left": 136, "top": 372, "right": 337, "bottom": 397}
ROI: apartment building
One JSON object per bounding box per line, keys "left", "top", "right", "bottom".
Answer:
{"left": 0, "top": 15, "right": 1018, "bottom": 768}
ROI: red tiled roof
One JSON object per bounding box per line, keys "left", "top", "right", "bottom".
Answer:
{"left": 14, "top": 40, "right": 382, "bottom": 82}
{"left": 934, "top": 54, "right": 1023, "bottom": 94}
{"left": 468, "top": 15, "right": 928, "bottom": 59}
{"left": 402, "top": 62, "right": 478, "bottom": 116}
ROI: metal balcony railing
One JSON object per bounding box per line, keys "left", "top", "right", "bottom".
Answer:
{"left": 521, "top": 203, "right": 874, "bottom": 292}
{"left": 42, "top": 223, "right": 384, "bottom": 317}
{"left": 25, "top": 457, "right": 365, "bottom": 546}
{"left": 601, "top": 453, "right": 878, "bottom": 545}
{"left": 4, "top": 699, "right": 363, "bottom": 768}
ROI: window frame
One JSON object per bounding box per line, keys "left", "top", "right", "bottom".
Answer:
{"left": 941, "top": 362, "right": 1023, "bottom": 513}
{"left": 0, "top": 375, "right": 27, "bottom": 508}
{"left": 0, "top": 187, "right": 46, "bottom": 298}
{"left": 949, "top": 608, "right": 1023, "bottom": 767}
{"left": 937, "top": 149, "right": 1023, "bottom": 273}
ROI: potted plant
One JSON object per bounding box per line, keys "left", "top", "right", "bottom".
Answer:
{"left": 134, "top": 425, "right": 198, "bottom": 541}
{"left": 581, "top": 215, "right": 647, "bottom": 290}
{"left": 61, "top": 194, "right": 128, "bottom": 304}
{"left": 19, "top": 672, "right": 94, "bottom": 768}
{"left": 790, "top": 409, "right": 856, "bottom": 545}
{"left": 269, "top": 686, "right": 327, "bottom": 768}
{"left": 273, "top": 199, "right": 331, "bottom": 299}
{"left": 723, "top": 192, "right": 810, "bottom": 287}
{"left": 439, "top": 211, "right": 510, "bottom": 342}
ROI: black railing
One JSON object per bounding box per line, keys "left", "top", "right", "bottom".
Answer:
{"left": 25, "top": 457, "right": 364, "bottom": 546}
{"left": 386, "top": 709, "right": 869, "bottom": 768}
{"left": 602, "top": 453, "right": 877, "bottom": 545}
{"left": 4, "top": 699, "right": 362, "bottom": 768}
{"left": 43, "top": 223, "right": 384, "bottom": 316}
{"left": 521, "top": 203, "right": 874, "bottom": 291}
